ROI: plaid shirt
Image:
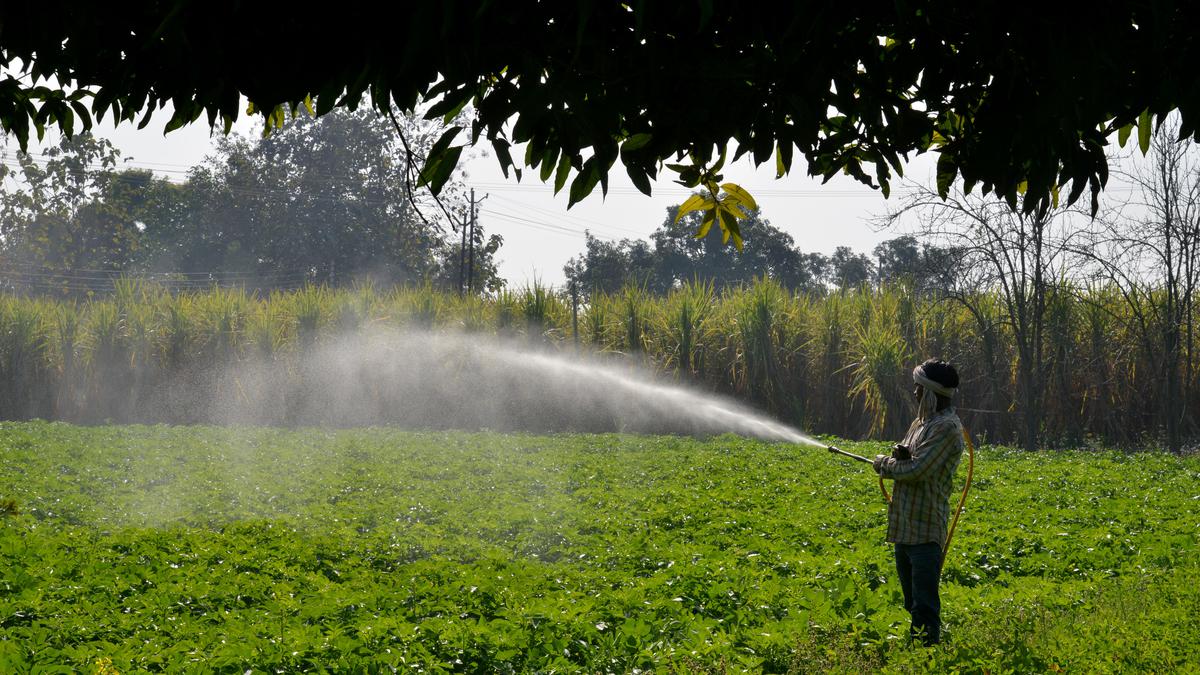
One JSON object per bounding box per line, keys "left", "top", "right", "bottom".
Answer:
{"left": 873, "top": 407, "right": 964, "bottom": 547}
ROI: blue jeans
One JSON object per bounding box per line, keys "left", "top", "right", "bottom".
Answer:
{"left": 894, "top": 542, "right": 942, "bottom": 645}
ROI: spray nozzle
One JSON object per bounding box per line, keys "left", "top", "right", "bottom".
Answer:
{"left": 826, "top": 445, "right": 872, "bottom": 464}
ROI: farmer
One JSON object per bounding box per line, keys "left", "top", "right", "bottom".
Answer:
{"left": 872, "top": 358, "right": 964, "bottom": 646}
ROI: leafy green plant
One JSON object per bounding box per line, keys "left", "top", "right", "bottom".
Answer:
{"left": 493, "top": 288, "right": 519, "bottom": 334}
{"left": 619, "top": 283, "right": 650, "bottom": 355}
{"left": 0, "top": 422, "right": 1197, "bottom": 672}
{"left": 847, "top": 290, "right": 912, "bottom": 437}
{"left": 291, "top": 284, "right": 330, "bottom": 348}
{"left": 520, "top": 280, "right": 553, "bottom": 342}
{"left": 659, "top": 279, "right": 716, "bottom": 377}
{"left": 0, "top": 279, "right": 1194, "bottom": 446}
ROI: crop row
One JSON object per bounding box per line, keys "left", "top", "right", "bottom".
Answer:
{"left": 1, "top": 422, "right": 1197, "bottom": 671}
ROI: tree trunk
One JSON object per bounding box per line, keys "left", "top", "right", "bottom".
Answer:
{"left": 1017, "top": 346, "right": 1039, "bottom": 451}
{"left": 1163, "top": 323, "right": 1182, "bottom": 453}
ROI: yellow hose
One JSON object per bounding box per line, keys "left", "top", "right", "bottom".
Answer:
{"left": 943, "top": 427, "right": 975, "bottom": 565}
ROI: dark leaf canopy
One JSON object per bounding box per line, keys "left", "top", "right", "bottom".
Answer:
{"left": 2, "top": 2, "right": 1198, "bottom": 216}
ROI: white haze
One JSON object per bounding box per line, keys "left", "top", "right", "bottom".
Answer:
{"left": 165, "top": 329, "right": 828, "bottom": 447}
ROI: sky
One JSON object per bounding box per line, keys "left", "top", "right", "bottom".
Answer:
{"left": 20, "top": 109, "right": 938, "bottom": 287}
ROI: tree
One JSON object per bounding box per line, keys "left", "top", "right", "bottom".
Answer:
{"left": 887, "top": 186, "right": 1080, "bottom": 451}
{"left": 4, "top": 3, "right": 1199, "bottom": 227}
{"left": 653, "top": 207, "right": 825, "bottom": 292}
{"left": 162, "top": 109, "right": 453, "bottom": 284}
{"left": 827, "top": 247, "right": 874, "bottom": 291}
{"left": 874, "top": 235, "right": 962, "bottom": 293}
{"left": 432, "top": 227, "right": 506, "bottom": 296}
{"left": 0, "top": 110, "right": 503, "bottom": 294}
{"left": 136, "top": 108, "right": 500, "bottom": 290}
{"left": 563, "top": 204, "right": 827, "bottom": 296}
{"left": 564, "top": 234, "right": 660, "bottom": 297}
{"left": 1085, "top": 118, "right": 1200, "bottom": 452}
{"left": 0, "top": 133, "right": 139, "bottom": 293}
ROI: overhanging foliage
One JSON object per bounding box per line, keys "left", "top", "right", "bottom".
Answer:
{"left": 2, "top": 2, "right": 1198, "bottom": 218}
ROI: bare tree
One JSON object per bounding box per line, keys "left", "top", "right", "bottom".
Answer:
{"left": 883, "top": 186, "right": 1082, "bottom": 450}
{"left": 1083, "top": 118, "right": 1200, "bottom": 453}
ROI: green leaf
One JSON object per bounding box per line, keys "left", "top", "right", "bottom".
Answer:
{"left": 674, "top": 194, "right": 713, "bottom": 223}
{"left": 524, "top": 141, "right": 539, "bottom": 168}
{"left": 427, "top": 126, "right": 464, "bottom": 167}
{"left": 1137, "top": 109, "right": 1152, "bottom": 154}
{"left": 567, "top": 160, "right": 601, "bottom": 208}
{"left": 719, "top": 197, "right": 747, "bottom": 219}
{"left": 69, "top": 101, "right": 92, "bottom": 132}
{"left": 540, "top": 147, "right": 559, "bottom": 182}
{"left": 164, "top": 112, "right": 190, "bottom": 134}
{"left": 710, "top": 145, "right": 727, "bottom": 173}
{"left": 622, "top": 133, "right": 652, "bottom": 152}
{"left": 56, "top": 103, "right": 75, "bottom": 136}
{"left": 442, "top": 95, "right": 472, "bottom": 125}
{"left": 935, "top": 152, "right": 957, "bottom": 197}
{"left": 694, "top": 209, "right": 716, "bottom": 239}
{"left": 667, "top": 162, "right": 702, "bottom": 187}
{"left": 553, "top": 153, "right": 573, "bottom": 194}
{"left": 718, "top": 207, "right": 742, "bottom": 250}
{"left": 492, "top": 138, "right": 515, "bottom": 179}
{"left": 628, "top": 167, "right": 652, "bottom": 197}
{"left": 720, "top": 183, "right": 757, "bottom": 211}
{"left": 1117, "top": 123, "right": 1132, "bottom": 148}
{"left": 315, "top": 90, "right": 339, "bottom": 117}
{"left": 418, "top": 145, "right": 463, "bottom": 194}
{"left": 136, "top": 104, "right": 155, "bottom": 130}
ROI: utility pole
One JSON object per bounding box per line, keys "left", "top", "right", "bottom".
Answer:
{"left": 467, "top": 188, "right": 476, "bottom": 294}
{"left": 466, "top": 189, "right": 487, "bottom": 295}
{"left": 457, "top": 205, "right": 468, "bottom": 296}
{"left": 571, "top": 280, "right": 579, "bottom": 350}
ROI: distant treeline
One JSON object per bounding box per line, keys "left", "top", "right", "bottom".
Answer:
{"left": 0, "top": 111, "right": 505, "bottom": 296}
{"left": 1, "top": 280, "right": 1194, "bottom": 451}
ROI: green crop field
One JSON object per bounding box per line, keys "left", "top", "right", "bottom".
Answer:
{"left": 0, "top": 422, "right": 1197, "bottom": 673}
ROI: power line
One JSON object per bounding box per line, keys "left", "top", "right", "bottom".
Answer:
{"left": 480, "top": 207, "right": 621, "bottom": 242}
{"left": 488, "top": 193, "right": 649, "bottom": 237}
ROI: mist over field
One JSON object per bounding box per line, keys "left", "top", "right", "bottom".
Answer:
{"left": 165, "top": 328, "right": 813, "bottom": 443}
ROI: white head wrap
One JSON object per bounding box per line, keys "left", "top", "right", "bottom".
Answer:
{"left": 913, "top": 364, "right": 956, "bottom": 420}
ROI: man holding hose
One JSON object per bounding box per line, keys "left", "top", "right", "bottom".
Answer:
{"left": 872, "top": 358, "right": 964, "bottom": 646}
